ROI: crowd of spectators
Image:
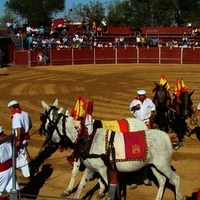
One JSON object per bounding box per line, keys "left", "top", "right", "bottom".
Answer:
{"left": 5, "top": 19, "right": 200, "bottom": 50}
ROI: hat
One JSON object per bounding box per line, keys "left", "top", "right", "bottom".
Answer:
{"left": 0, "top": 126, "right": 3, "bottom": 133}
{"left": 8, "top": 100, "right": 18, "bottom": 108}
{"left": 137, "top": 90, "right": 146, "bottom": 95}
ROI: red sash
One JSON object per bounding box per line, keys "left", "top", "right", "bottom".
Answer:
{"left": 0, "top": 159, "right": 12, "bottom": 172}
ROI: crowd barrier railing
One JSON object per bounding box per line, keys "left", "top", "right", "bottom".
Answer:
{"left": 14, "top": 46, "right": 200, "bottom": 66}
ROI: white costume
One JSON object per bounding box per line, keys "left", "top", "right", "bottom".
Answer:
{"left": 129, "top": 90, "right": 156, "bottom": 124}
{"left": 0, "top": 126, "right": 19, "bottom": 195}
{"left": 197, "top": 102, "right": 200, "bottom": 110}
{"left": 8, "top": 100, "right": 31, "bottom": 178}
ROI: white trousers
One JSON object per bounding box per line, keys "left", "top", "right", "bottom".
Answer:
{"left": 17, "top": 140, "right": 30, "bottom": 178}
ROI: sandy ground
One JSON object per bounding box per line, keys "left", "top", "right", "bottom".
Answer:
{"left": 0, "top": 63, "right": 199, "bottom": 200}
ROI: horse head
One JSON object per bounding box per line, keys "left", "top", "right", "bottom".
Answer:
{"left": 153, "top": 82, "right": 171, "bottom": 105}
{"left": 180, "top": 90, "right": 194, "bottom": 117}
{"left": 39, "top": 99, "right": 81, "bottom": 149}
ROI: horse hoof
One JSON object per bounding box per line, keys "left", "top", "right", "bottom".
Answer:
{"left": 129, "top": 183, "right": 138, "bottom": 190}
{"left": 61, "top": 191, "right": 71, "bottom": 197}
{"left": 97, "top": 193, "right": 105, "bottom": 199}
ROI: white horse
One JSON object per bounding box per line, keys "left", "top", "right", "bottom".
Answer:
{"left": 40, "top": 99, "right": 148, "bottom": 196}
{"left": 40, "top": 100, "right": 184, "bottom": 200}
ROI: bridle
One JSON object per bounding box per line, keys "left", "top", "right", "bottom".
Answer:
{"left": 39, "top": 106, "right": 74, "bottom": 149}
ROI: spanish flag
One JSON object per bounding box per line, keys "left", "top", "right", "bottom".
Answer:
{"left": 181, "top": 78, "right": 188, "bottom": 92}
{"left": 84, "top": 100, "right": 94, "bottom": 134}
{"left": 174, "top": 78, "right": 181, "bottom": 96}
{"left": 71, "top": 96, "right": 88, "bottom": 120}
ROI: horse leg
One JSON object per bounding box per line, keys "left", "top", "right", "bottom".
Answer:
{"left": 74, "top": 168, "right": 95, "bottom": 199}
{"left": 151, "top": 167, "right": 166, "bottom": 200}
{"left": 162, "top": 169, "right": 183, "bottom": 200}
{"left": 97, "top": 178, "right": 107, "bottom": 199}
{"left": 153, "top": 165, "right": 183, "bottom": 200}
{"left": 96, "top": 165, "right": 109, "bottom": 199}
{"left": 62, "top": 159, "right": 81, "bottom": 196}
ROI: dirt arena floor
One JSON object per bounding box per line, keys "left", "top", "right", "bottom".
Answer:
{"left": 0, "top": 63, "right": 199, "bottom": 200}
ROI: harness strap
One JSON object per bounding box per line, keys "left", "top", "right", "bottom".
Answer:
{"left": 108, "top": 131, "right": 116, "bottom": 169}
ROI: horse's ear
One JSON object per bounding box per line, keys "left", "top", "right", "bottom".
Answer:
{"left": 153, "top": 82, "right": 159, "bottom": 93}
{"left": 53, "top": 99, "right": 58, "bottom": 107}
{"left": 41, "top": 100, "right": 50, "bottom": 110}
{"left": 189, "top": 90, "right": 195, "bottom": 97}
{"left": 164, "top": 82, "right": 167, "bottom": 89}
{"left": 154, "top": 82, "right": 159, "bottom": 87}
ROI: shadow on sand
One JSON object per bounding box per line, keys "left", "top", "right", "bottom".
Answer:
{"left": 19, "top": 146, "right": 57, "bottom": 199}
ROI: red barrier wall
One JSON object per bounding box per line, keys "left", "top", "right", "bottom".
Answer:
{"left": 117, "top": 47, "right": 137, "bottom": 63}
{"left": 14, "top": 50, "right": 28, "bottom": 66}
{"left": 73, "top": 48, "right": 94, "bottom": 65}
{"left": 51, "top": 48, "right": 73, "bottom": 65}
{"left": 14, "top": 47, "right": 200, "bottom": 66}
{"left": 182, "top": 48, "right": 200, "bottom": 64}
{"left": 160, "top": 47, "right": 181, "bottom": 64}
{"left": 139, "top": 47, "right": 159, "bottom": 63}
{"left": 95, "top": 48, "right": 115, "bottom": 64}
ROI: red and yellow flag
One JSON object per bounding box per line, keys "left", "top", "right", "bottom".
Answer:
{"left": 159, "top": 74, "right": 170, "bottom": 90}
{"left": 174, "top": 78, "right": 181, "bottom": 96}
{"left": 71, "top": 96, "right": 88, "bottom": 120}
{"left": 174, "top": 78, "right": 189, "bottom": 96}
{"left": 180, "top": 78, "right": 188, "bottom": 92}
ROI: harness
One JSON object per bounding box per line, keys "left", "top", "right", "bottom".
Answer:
{"left": 40, "top": 106, "right": 74, "bottom": 149}
{"left": 40, "top": 106, "right": 118, "bottom": 176}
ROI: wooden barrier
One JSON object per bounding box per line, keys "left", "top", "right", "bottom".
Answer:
{"left": 14, "top": 47, "right": 200, "bottom": 66}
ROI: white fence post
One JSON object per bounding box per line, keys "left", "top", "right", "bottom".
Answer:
{"left": 181, "top": 47, "right": 183, "bottom": 64}
{"left": 115, "top": 47, "right": 118, "bottom": 64}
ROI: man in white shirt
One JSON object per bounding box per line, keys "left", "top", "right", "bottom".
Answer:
{"left": 129, "top": 90, "right": 155, "bottom": 189}
{"left": 8, "top": 100, "right": 32, "bottom": 180}
{"left": 129, "top": 90, "right": 156, "bottom": 128}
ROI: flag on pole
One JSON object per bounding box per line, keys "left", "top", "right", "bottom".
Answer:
{"left": 85, "top": 100, "right": 94, "bottom": 134}
{"left": 181, "top": 78, "right": 188, "bottom": 92}
{"left": 71, "top": 96, "right": 87, "bottom": 120}
{"left": 174, "top": 78, "right": 181, "bottom": 96}
{"left": 159, "top": 74, "right": 170, "bottom": 90}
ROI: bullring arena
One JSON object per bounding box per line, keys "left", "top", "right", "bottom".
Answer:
{"left": 0, "top": 63, "right": 199, "bottom": 199}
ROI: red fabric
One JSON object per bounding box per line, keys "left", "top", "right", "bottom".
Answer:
{"left": 117, "top": 119, "right": 129, "bottom": 132}
{"left": 11, "top": 108, "right": 22, "bottom": 119}
{"left": 12, "top": 108, "right": 22, "bottom": 115}
{"left": 20, "top": 132, "right": 30, "bottom": 141}
{"left": 197, "top": 189, "right": 200, "bottom": 200}
{"left": 0, "top": 134, "right": 6, "bottom": 140}
{"left": 123, "top": 131, "right": 147, "bottom": 160}
{"left": 0, "top": 159, "right": 12, "bottom": 172}
{"left": 71, "top": 96, "right": 87, "bottom": 119}
{"left": 86, "top": 100, "right": 93, "bottom": 116}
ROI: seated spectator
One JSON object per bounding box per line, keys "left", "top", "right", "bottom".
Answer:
{"left": 119, "top": 36, "right": 125, "bottom": 46}
{"left": 26, "top": 25, "right": 33, "bottom": 35}
{"left": 39, "top": 26, "right": 45, "bottom": 38}
{"left": 182, "top": 32, "right": 188, "bottom": 47}
{"left": 97, "top": 25, "right": 102, "bottom": 37}
{"left": 136, "top": 34, "right": 141, "bottom": 47}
